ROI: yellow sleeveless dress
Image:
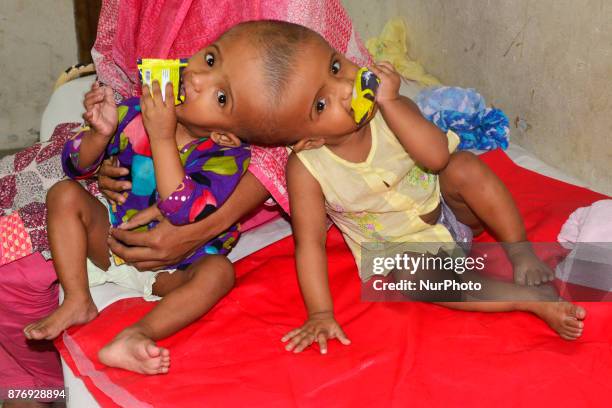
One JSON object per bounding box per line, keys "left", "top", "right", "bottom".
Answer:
{"left": 296, "top": 112, "right": 461, "bottom": 280}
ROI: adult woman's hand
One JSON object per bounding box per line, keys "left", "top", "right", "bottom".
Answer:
{"left": 108, "top": 172, "right": 271, "bottom": 271}
{"left": 98, "top": 157, "right": 131, "bottom": 204}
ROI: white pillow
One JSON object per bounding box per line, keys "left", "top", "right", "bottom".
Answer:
{"left": 39, "top": 75, "right": 96, "bottom": 142}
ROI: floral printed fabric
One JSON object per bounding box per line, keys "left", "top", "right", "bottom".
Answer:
{"left": 62, "top": 97, "right": 251, "bottom": 270}
{"left": 0, "top": 122, "right": 95, "bottom": 263}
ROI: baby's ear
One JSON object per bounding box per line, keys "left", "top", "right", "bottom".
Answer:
{"left": 210, "top": 131, "right": 242, "bottom": 147}
{"left": 292, "top": 137, "right": 325, "bottom": 153}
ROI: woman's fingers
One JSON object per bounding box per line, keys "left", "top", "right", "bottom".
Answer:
{"left": 107, "top": 233, "right": 158, "bottom": 262}
{"left": 130, "top": 260, "right": 167, "bottom": 271}
{"left": 98, "top": 157, "right": 130, "bottom": 201}
{"left": 108, "top": 228, "right": 154, "bottom": 248}
{"left": 118, "top": 206, "right": 162, "bottom": 230}
{"left": 100, "top": 189, "right": 125, "bottom": 205}
{"left": 98, "top": 175, "right": 131, "bottom": 194}
{"left": 99, "top": 158, "right": 130, "bottom": 177}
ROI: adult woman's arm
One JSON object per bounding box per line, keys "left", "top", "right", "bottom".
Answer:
{"left": 107, "top": 171, "right": 270, "bottom": 270}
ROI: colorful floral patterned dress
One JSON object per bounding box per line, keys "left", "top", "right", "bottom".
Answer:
{"left": 61, "top": 97, "right": 250, "bottom": 270}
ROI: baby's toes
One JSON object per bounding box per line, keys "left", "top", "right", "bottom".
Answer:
{"left": 573, "top": 305, "right": 587, "bottom": 320}
{"left": 526, "top": 270, "right": 541, "bottom": 285}
{"left": 145, "top": 343, "right": 162, "bottom": 358}
{"left": 538, "top": 266, "right": 555, "bottom": 283}
{"left": 559, "top": 330, "right": 580, "bottom": 341}
{"left": 513, "top": 270, "right": 527, "bottom": 285}
{"left": 141, "top": 356, "right": 164, "bottom": 375}
{"left": 565, "top": 316, "right": 584, "bottom": 331}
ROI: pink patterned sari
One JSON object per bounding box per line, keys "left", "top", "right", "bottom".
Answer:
{"left": 0, "top": 0, "right": 371, "bottom": 392}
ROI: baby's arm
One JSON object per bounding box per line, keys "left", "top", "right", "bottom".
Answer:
{"left": 140, "top": 81, "right": 185, "bottom": 202}
{"left": 62, "top": 82, "right": 118, "bottom": 178}
{"left": 281, "top": 154, "right": 350, "bottom": 354}
{"left": 140, "top": 81, "right": 250, "bottom": 227}
{"left": 370, "top": 63, "right": 450, "bottom": 172}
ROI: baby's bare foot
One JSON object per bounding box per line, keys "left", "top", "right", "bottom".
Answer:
{"left": 532, "top": 302, "right": 586, "bottom": 340}
{"left": 98, "top": 327, "right": 170, "bottom": 375}
{"left": 23, "top": 298, "right": 98, "bottom": 340}
{"left": 508, "top": 242, "right": 555, "bottom": 286}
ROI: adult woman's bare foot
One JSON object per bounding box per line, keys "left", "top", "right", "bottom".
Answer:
{"left": 98, "top": 327, "right": 170, "bottom": 375}
{"left": 23, "top": 298, "right": 98, "bottom": 340}
{"left": 530, "top": 302, "right": 586, "bottom": 340}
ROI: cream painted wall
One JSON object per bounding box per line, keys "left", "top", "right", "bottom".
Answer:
{"left": 344, "top": 0, "right": 611, "bottom": 194}
{"left": 0, "top": 0, "right": 77, "bottom": 149}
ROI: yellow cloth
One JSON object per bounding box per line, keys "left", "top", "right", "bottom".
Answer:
{"left": 366, "top": 18, "right": 441, "bottom": 87}
{"left": 296, "top": 112, "right": 460, "bottom": 281}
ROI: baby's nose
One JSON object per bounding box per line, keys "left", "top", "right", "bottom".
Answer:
{"left": 339, "top": 77, "right": 353, "bottom": 101}
{"left": 184, "top": 70, "right": 209, "bottom": 92}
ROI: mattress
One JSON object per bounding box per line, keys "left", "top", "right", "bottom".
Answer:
{"left": 41, "top": 76, "right": 592, "bottom": 408}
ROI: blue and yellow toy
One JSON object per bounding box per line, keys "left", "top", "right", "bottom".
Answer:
{"left": 351, "top": 67, "right": 380, "bottom": 126}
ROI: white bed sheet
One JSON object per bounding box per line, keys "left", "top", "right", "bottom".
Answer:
{"left": 42, "top": 77, "right": 588, "bottom": 408}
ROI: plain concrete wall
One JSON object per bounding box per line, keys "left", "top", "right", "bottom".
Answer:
{"left": 344, "top": 0, "right": 611, "bottom": 194}
{"left": 0, "top": 0, "right": 77, "bottom": 149}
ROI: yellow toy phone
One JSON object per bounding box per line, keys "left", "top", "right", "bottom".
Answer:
{"left": 351, "top": 67, "right": 380, "bottom": 126}
{"left": 137, "top": 58, "right": 188, "bottom": 105}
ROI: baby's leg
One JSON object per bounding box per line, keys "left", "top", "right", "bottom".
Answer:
{"left": 435, "top": 302, "right": 586, "bottom": 341}
{"left": 439, "top": 151, "right": 554, "bottom": 285}
{"left": 98, "top": 255, "right": 234, "bottom": 375}
{"left": 24, "top": 180, "right": 111, "bottom": 340}
{"left": 392, "top": 256, "right": 585, "bottom": 340}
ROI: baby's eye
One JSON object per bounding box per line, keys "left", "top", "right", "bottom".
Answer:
{"left": 331, "top": 60, "right": 341, "bottom": 74}
{"left": 316, "top": 98, "right": 327, "bottom": 113}
{"left": 217, "top": 90, "right": 227, "bottom": 106}
{"left": 205, "top": 52, "right": 215, "bottom": 67}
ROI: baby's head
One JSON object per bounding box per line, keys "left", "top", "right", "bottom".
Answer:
{"left": 175, "top": 20, "right": 320, "bottom": 146}
{"left": 229, "top": 23, "right": 368, "bottom": 149}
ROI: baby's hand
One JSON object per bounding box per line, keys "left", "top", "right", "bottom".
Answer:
{"left": 281, "top": 311, "right": 351, "bottom": 354}
{"left": 82, "top": 82, "right": 117, "bottom": 140}
{"left": 370, "top": 62, "right": 401, "bottom": 106}
{"left": 141, "top": 80, "right": 177, "bottom": 141}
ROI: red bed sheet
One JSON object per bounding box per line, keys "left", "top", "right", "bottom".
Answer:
{"left": 56, "top": 150, "right": 612, "bottom": 407}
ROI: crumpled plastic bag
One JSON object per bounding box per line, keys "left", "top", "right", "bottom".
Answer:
{"left": 416, "top": 86, "right": 510, "bottom": 150}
